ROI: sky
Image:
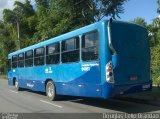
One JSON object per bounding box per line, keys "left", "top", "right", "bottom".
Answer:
{"left": 0, "top": 0, "right": 159, "bottom": 24}
{"left": 118, "top": 0, "right": 159, "bottom": 24}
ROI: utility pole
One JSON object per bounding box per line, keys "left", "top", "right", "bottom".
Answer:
{"left": 16, "top": 14, "right": 20, "bottom": 50}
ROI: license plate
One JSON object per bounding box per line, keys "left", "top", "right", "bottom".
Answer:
{"left": 130, "top": 75, "right": 137, "bottom": 80}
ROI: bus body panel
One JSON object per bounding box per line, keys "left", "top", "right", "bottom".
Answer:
{"left": 55, "top": 61, "right": 101, "bottom": 97}
{"left": 10, "top": 61, "right": 101, "bottom": 97}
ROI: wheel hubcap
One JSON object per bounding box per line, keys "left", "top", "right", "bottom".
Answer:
{"left": 47, "top": 84, "right": 54, "bottom": 97}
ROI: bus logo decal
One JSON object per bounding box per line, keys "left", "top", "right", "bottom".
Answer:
{"left": 82, "top": 63, "right": 99, "bottom": 67}
{"left": 45, "top": 67, "right": 53, "bottom": 74}
{"left": 81, "top": 66, "right": 90, "bottom": 71}
{"left": 27, "top": 83, "right": 34, "bottom": 88}
{"left": 81, "top": 63, "right": 99, "bottom": 71}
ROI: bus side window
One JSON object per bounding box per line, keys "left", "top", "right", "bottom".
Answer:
{"left": 25, "top": 50, "right": 33, "bottom": 67}
{"left": 46, "top": 42, "right": 60, "bottom": 64}
{"left": 82, "top": 30, "right": 99, "bottom": 61}
{"left": 62, "top": 37, "right": 79, "bottom": 63}
{"left": 12, "top": 55, "right": 17, "bottom": 68}
{"left": 18, "top": 53, "right": 24, "bottom": 68}
{"left": 34, "top": 47, "right": 45, "bottom": 66}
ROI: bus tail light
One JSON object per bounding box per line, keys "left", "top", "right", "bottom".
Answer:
{"left": 106, "top": 61, "right": 114, "bottom": 83}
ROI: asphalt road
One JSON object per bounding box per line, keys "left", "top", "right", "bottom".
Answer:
{"left": 0, "top": 79, "right": 160, "bottom": 119}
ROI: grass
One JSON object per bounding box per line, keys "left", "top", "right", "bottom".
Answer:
{"left": 0, "top": 75, "right": 7, "bottom": 80}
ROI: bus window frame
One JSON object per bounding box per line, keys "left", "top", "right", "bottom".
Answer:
{"left": 34, "top": 47, "right": 45, "bottom": 66}
{"left": 81, "top": 30, "right": 100, "bottom": 62}
{"left": 46, "top": 42, "right": 60, "bottom": 65}
{"left": 18, "top": 53, "right": 25, "bottom": 68}
{"left": 61, "top": 36, "right": 80, "bottom": 64}
{"left": 25, "top": 50, "right": 33, "bottom": 67}
{"left": 12, "top": 55, "right": 18, "bottom": 68}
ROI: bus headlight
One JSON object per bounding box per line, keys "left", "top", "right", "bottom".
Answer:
{"left": 106, "top": 61, "right": 114, "bottom": 83}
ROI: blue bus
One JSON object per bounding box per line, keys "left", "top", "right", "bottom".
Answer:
{"left": 8, "top": 19, "right": 152, "bottom": 100}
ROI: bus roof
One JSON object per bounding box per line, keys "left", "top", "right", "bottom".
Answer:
{"left": 8, "top": 20, "right": 105, "bottom": 58}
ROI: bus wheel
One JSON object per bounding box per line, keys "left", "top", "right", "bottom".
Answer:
{"left": 14, "top": 79, "right": 20, "bottom": 91}
{"left": 46, "top": 81, "right": 56, "bottom": 101}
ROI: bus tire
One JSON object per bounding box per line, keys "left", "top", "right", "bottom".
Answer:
{"left": 46, "top": 81, "right": 56, "bottom": 101}
{"left": 14, "top": 79, "right": 21, "bottom": 91}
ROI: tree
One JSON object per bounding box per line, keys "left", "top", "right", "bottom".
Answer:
{"left": 34, "top": 0, "right": 129, "bottom": 42}
{"left": 3, "top": 0, "right": 36, "bottom": 49}
{"left": 0, "top": 0, "right": 36, "bottom": 73}
{"left": 93, "top": 0, "right": 128, "bottom": 21}
{"left": 0, "top": 21, "right": 16, "bottom": 73}
{"left": 130, "top": 17, "right": 147, "bottom": 27}
{"left": 149, "top": 0, "right": 160, "bottom": 84}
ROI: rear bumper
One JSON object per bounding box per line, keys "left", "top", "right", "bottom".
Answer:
{"left": 102, "top": 81, "right": 152, "bottom": 99}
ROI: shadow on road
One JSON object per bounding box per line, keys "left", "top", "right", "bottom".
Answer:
{"left": 72, "top": 99, "right": 160, "bottom": 113}
{"left": 64, "top": 97, "right": 160, "bottom": 113}
{"left": 19, "top": 88, "right": 160, "bottom": 113}
{"left": 52, "top": 94, "right": 160, "bottom": 113}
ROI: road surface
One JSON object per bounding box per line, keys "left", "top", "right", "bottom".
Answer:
{"left": 0, "top": 79, "right": 160, "bottom": 119}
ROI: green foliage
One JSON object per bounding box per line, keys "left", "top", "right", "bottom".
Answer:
{"left": 0, "top": 22, "right": 16, "bottom": 73}
{"left": 148, "top": 23, "right": 160, "bottom": 47}
{"left": 34, "top": 0, "right": 128, "bottom": 41}
{"left": 0, "top": 0, "right": 36, "bottom": 73}
{"left": 130, "top": 17, "right": 147, "bottom": 27}
{"left": 149, "top": 20, "right": 160, "bottom": 84}
{"left": 94, "top": 0, "right": 128, "bottom": 21}
{"left": 151, "top": 43, "right": 160, "bottom": 84}
{"left": 148, "top": 0, "right": 160, "bottom": 85}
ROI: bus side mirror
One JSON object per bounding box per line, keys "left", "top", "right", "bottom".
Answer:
{"left": 112, "top": 54, "right": 118, "bottom": 69}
